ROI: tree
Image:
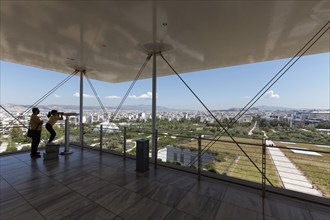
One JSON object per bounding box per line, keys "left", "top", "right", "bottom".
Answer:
{"left": 316, "top": 121, "right": 330, "bottom": 129}
{"left": 204, "top": 162, "right": 218, "bottom": 173}
{"left": 21, "top": 146, "right": 31, "bottom": 151}
{"left": 5, "top": 140, "right": 17, "bottom": 153}
{"left": 259, "top": 118, "right": 269, "bottom": 128}
{"left": 9, "top": 125, "right": 26, "bottom": 143}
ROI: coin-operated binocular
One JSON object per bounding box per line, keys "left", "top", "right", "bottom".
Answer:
{"left": 61, "top": 112, "right": 79, "bottom": 155}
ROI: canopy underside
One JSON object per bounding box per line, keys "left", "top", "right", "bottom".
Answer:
{"left": 1, "top": 0, "right": 329, "bottom": 82}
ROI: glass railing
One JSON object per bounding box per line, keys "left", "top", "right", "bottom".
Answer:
{"left": 76, "top": 125, "right": 329, "bottom": 198}
{"left": 1, "top": 123, "right": 329, "bottom": 199}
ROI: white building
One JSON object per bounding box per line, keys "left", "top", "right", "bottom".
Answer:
{"left": 138, "top": 112, "right": 146, "bottom": 121}
{"left": 158, "top": 146, "right": 215, "bottom": 167}
{"left": 309, "top": 110, "right": 330, "bottom": 121}
{"left": 238, "top": 115, "right": 254, "bottom": 123}
{"left": 93, "top": 122, "right": 119, "bottom": 133}
{"left": 88, "top": 115, "right": 94, "bottom": 123}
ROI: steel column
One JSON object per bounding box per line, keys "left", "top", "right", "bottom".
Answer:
{"left": 151, "top": 54, "right": 157, "bottom": 160}
{"left": 79, "top": 71, "right": 84, "bottom": 149}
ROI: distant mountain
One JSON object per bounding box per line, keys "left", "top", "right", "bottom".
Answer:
{"left": 255, "top": 105, "right": 298, "bottom": 111}
{"left": 211, "top": 106, "right": 313, "bottom": 112}
{"left": 1, "top": 103, "right": 185, "bottom": 112}
{"left": 211, "top": 107, "right": 259, "bottom": 112}
{"left": 2, "top": 103, "right": 320, "bottom": 113}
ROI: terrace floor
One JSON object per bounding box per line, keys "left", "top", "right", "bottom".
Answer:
{"left": 1, "top": 146, "right": 329, "bottom": 220}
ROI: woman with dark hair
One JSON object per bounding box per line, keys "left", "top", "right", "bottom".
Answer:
{"left": 30, "top": 107, "right": 43, "bottom": 157}
{"left": 45, "top": 110, "right": 63, "bottom": 144}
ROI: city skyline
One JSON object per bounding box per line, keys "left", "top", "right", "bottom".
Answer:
{"left": 1, "top": 52, "right": 329, "bottom": 111}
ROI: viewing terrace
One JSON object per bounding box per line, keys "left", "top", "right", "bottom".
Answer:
{"left": 1, "top": 136, "right": 329, "bottom": 219}
{"left": 1, "top": 1, "right": 329, "bottom": 219}
{"left": 1, "top": 146, "right": 329, "bottom": 220}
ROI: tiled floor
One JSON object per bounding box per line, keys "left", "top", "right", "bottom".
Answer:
{"left": 0, "top": 147, "right": 329, "bottom": 220}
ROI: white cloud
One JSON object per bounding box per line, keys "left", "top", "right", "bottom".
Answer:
{"left": 105, "top": 95, "right": 120, "bottom": 99}
{"left": 73, "top": 92, "right": 94, "bottom": 98}
{"left": 54, "top": 94, "right": 61, "bottom": 98}
{"left": 243, "top": 96, "right": 250, "bottom": 99}
{"left": 264, "top": 90, "right": 280, "bottom": 99}
{"left": 129, "top": 92, "right": 157, "bottom": 99}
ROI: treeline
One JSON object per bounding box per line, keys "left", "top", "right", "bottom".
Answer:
{"left": 256, "top": 118, "right": 330, "bottom": 144}
{"left": 2, "top": 117, "right": 329, "bottom": 154}
{"left": 316, "top": 121, "right": 330, "bottom": 129}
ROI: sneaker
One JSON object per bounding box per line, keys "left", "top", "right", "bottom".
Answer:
{"left": 30, "top": 154, "right": 41, "bottom": 158}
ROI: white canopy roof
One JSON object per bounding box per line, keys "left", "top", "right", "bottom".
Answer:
{"left": 1, "top": 1, "right": 329, "bottom": 83}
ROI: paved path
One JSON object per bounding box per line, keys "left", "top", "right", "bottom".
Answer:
{"left": 248, "top": 121, "right": 257, "bottom": 135}
{"left": 266, "top": 140, "right": 322, "bottom": 196}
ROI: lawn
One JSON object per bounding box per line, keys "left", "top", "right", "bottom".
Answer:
{"left": 179, "top": 136, "right": 282, "bottom": 187}
{"left": 274, "top": 141, "right": 330, "bottom": 197}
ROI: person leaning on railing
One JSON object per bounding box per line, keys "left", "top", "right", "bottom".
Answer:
{"left": 30, "top": 107, "right": 43, "bottom": 158}
{"left": 45, "top": 110, "right": 63, "bottom": 145}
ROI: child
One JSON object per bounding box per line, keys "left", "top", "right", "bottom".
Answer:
{"left": 46, "top": 110, "right": 63, "bottom": 144}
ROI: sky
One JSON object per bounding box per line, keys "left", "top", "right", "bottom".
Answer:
{"left": 0, "top": 52, "right": 329, "bottom": 111}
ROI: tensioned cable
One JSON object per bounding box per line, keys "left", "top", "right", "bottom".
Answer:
{"left": 191, "top": 20, "right": 330, "bottom": 165}
{"left": 177, "top": 20, "right": 330, "bottom": 164}
{"left": 110, "top": 54, "right": 152, "bottom": 122}
{"left": 234, "top": 21, "right": 329, "bottom": 121}
{"left": 27, "top": 69, "right": 79, "bottom": 112}
{"left": 84, "top": 72, "right": 108, "bottom": 114}
{"left": 197, "top": 21, "right": 329, "bottom": 158}
{"left": 63, "top": 55, "right": 151, "bottom": 141}
{"left": 0, "top": 105, "right": 27, "bottom": 128}
{"left": 160, "top": 53, "right": 274, "bottom": 186}
{"left": 4, "top": 69, "right": 79, "bottom": 130}
{"left": 104, "top": 54, "right": 152, "bottom": 144}
{"left": 84, "top": 71, "right": 121, "bottom": 139}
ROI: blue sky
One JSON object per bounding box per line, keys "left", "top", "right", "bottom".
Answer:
{"left": 1, "top": 52, "right": 329, "bottom": 111}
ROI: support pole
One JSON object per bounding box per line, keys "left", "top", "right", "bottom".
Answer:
{"left": 64, "top": 116, "right": 70, "bottom": 152}
{"left": 151, "top": 54, "right": 157, "bottom": 160}
{"left": 80, "top": 71, "right": 84, "bottom": 149}
{"left": 100, "top": 124, "right": 103, "bottom": 154}
{"left": 123, "top": 127, "right": 127, "bottom": 160}
{"left": 198, "top": 134, "right": 202, "bottom": 181}
{"left": 262, "top": 138, "right": 266, "bottom": 198}
{"left": 154, "top": 129, "right": 158, "bottom": 169}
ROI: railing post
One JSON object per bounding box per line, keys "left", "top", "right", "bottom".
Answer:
{"left": 198, "top": 134, "right": 202, "bottom": 181}
{"left": 81, "top": 123, "right": 84, "bottom": 151}
{"left": 100, "top": 124, "right": 103, "bottom": 154}
{"left": 65, "top": 116, "right": 69, "bottom": 150}
{"left": 154, "top": 129, "right": 158, "bottom": 169}
{"left": 262, "top": 138, "right": 266, "bottom": 198}
{"left": 123, "top": 127, "right": 127, "bottom": 160}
